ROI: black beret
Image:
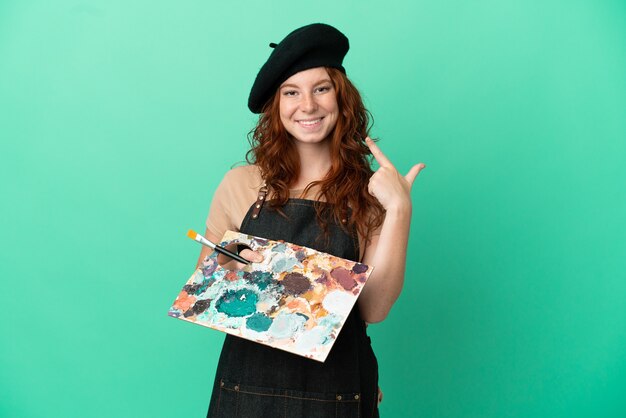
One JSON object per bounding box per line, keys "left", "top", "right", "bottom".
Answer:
{"left": 248, "top": 23, "right": 350, "bottom": 113}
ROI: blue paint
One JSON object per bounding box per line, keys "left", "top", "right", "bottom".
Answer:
{"left": 216, "top": 289, "right": 258, "bottom": 317}
{"left": 319, "top": 313, "right": 342, "bottom": 330}
{"left": 272, "top": 243, "right": 287, "bottom": 253}
{"left": 268, "top": 312, "right": 306, "bottom": 339}
{"left": 272, "top": 256, "right": 300, "bottom": 273}
{"left": 246, "top": 313, "right": 273, "bottom": 332}
{"left": 295, "top": 250, "right": 307, "bottom": 262}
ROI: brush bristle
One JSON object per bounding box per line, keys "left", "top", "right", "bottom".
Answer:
{"left": 187, "top": 229, "right": 198, "bottom": 239}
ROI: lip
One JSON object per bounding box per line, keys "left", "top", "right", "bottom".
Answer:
{"left": 296, "top": 117, "right": 324, "bottom": 129}
{"left": 297, "top": 117, "right": 324, "bottom": 121}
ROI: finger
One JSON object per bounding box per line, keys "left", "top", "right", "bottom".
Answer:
{"left": 404, "top": 163, "right": 426, "bottom": 186}
{"left": 365, "top": 136, "right": 393, "bottom": 168}
{"left": 239, "top": 249, "right": 264, "bottom": 263}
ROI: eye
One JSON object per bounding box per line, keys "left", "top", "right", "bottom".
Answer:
{"left": 315, "top": 85, "right": 332, "bottom": 93}
{"left": 282, "top": 90, "right": 297, "bottom": 97}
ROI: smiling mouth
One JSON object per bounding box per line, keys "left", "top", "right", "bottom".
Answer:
{"left": 297, "top": 117, "right": 324, "bottom": 127}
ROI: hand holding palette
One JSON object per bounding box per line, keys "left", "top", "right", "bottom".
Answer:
{"left": 168, "top": 230, "right": 373, "bottom": 362}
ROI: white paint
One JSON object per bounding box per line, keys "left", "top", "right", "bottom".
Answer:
{"left": 295, "top": 326, "right": 328, "bottom": 352}
{"left": 268, "top": 312, "right": 306, "bottom": 339}
{"left": 321, "top": 290, "right": 353, "bottom": 317}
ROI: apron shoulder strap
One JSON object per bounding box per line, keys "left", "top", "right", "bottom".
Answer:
{"left": 250, "top": 183, "right": 268, "bottom": 220}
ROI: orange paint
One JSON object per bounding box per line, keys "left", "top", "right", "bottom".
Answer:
{"left": 173, "top": 291, "right": 196, "bottom": 311}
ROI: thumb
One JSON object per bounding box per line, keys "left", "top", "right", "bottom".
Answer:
{"left": 239, "top": 249, "right": 264, "bottom": 263}
{"left": 404, "top": 163, "right": 426, "bottom": 186}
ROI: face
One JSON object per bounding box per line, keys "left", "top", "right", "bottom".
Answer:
{"left": 278, "top": 67, "right": 339, "bottom": 146}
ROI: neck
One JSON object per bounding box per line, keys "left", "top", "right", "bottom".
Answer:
{"left": 291, "top": 139, "right": 332, "bottom": 189}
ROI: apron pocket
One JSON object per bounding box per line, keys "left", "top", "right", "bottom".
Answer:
{"left": 215, "top": 378, "right": 360, "bottom": 418}
{"left": 284, "top": 388, "right": 361, "bottom": 418}
{"left": 216, "top": 379, "right": 284, "bottom": 417}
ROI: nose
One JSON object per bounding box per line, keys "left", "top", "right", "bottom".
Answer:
{"left": 300, "top": 92, "right": 318, "bottom": 113}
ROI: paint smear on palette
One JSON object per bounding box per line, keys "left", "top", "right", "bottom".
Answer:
{"left": 168, "top": 230, "right": 374, "bottom": 362}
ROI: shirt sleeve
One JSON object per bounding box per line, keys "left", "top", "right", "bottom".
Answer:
{"left": 205, "top": 172, "right": 237, "bottom": 240}
{"left": 205, "top": 165, "right": 263, "bottom": 240}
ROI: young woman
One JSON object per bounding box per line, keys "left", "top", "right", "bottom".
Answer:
{"left": 198, "top": 23, "right": 425, "bottom": 418}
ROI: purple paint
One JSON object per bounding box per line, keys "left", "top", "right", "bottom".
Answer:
{"left": 330, "top": 267, "right": 356, "bottom": 290}
{"left": 282, "top": 273, "right": 311, "bottom": 296}
{"left": 352, "top": 263, "right": 368, "bottom": 274}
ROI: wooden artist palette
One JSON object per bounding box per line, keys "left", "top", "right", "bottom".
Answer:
{"left": 168, "top": 230, "right": 373, "bottom": 362}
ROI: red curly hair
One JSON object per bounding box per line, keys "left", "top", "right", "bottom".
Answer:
{"left": 246, "top": 67, "right": 385, "bottom": 245}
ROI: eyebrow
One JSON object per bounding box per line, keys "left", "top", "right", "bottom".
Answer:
{"left": 280, "top": 79, "right": 332, "bottom": 89}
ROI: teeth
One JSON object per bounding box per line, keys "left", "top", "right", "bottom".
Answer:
{"left": 298, "top": 118, "right": 321, "bottom": 126}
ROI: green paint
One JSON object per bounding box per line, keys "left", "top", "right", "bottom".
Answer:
{"left": 250, "top": 271, "right": 274, "bottom": 291}
{"left": 215, "top": 289, "right": 258, "bottom": 317}
{"left": 246, "top": 313, "right": 273, "bottom": 332}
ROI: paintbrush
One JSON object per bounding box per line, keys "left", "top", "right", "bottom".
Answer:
{"left": 187, "top": 229, "right": 251, "bottom": 265}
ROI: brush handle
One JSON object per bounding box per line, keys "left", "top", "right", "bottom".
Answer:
{"left": 214, "top": 245, "right": 251, "bottom": 265}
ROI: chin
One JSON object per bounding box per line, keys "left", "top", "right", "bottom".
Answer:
{"left": 292, "top": 133, "right": 331, "bottom": 144}
{"left": 288, "top": 124, "right": 335, "bottom": 144}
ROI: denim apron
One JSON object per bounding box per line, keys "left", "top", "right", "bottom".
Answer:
{"left": 206, "top": 194, "right": 380, "bottom": 418}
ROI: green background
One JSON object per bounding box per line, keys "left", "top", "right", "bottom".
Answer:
{"left": 1, "top": 1, "right": 625, "bottom": 417}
